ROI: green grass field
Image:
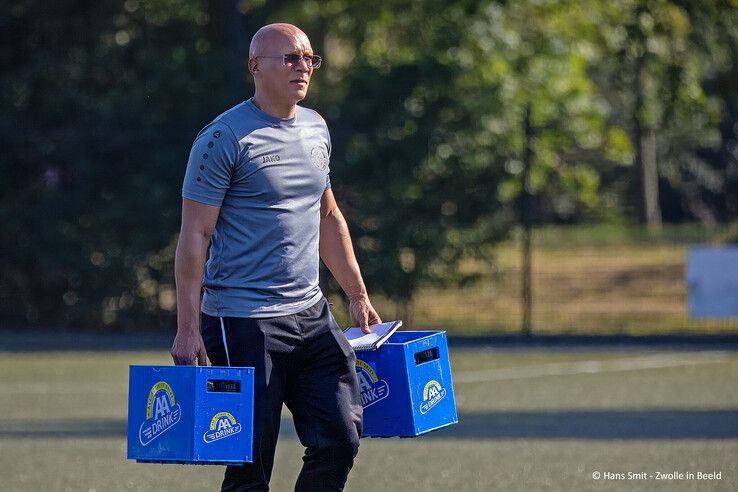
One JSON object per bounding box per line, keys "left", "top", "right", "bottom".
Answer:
{"left": 1, "top": 343, "right": 736, "bottom": 491}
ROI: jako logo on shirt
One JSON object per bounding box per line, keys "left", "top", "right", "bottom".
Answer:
{"left": 203, "top": 412, "right": 242, "bottom": 443}
{"left": 419, "top": 379, "right": 446, "bottom": 414}
{"left": 139, "top": 381, "right": 182, "bottom": 446}
{"left": 262, "top": 154, "right": 280, "bottom": 163}
{"left": 355, "top": 359, "right": 389, "bottom": 408}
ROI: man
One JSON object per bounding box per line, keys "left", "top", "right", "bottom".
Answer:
{"left": 171, "top": 23, "right": 382, "bottom": 491}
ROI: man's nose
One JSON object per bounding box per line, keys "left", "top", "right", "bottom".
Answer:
{"left": 295, "top": 56, "right": 310, "bottom": 72}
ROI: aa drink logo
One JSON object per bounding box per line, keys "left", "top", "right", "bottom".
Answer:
{"left": 139, "top": 381, "right": 181, "bottom": 446}
{"left": 419, "top": 380, "right": 447, "bottom": 414}
{"left": 355, "top": 359, "right": 389, "bottom": 408}
{"left": 203, "top": 412, "right": 242, "bottom": 444}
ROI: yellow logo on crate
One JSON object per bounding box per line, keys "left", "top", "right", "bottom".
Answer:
{"left": 354, "top": 359, "right": 389, "bottom": 408}
{"left": 203, "top": 411, "right": 242, "bottom": 444}
{"left": 419, "top": 380, "right": 447, "bottom": 414}
{"left": 145, "top": 381, "right": 176, "bottom": 419}
{"left": 139, "top": 380, "right": 182, "bottom": 446}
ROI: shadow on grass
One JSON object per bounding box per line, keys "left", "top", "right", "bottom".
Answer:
{"left": 2, "top": 409, "right": 737, "bottom": 440}
{"left": 0, "top": 417, "right": 300, "bottom": 440}
{"left": 0, "top": 418, "right": 128, "bottom": 439}
{"left": 423, "top": 409, "right": 738, "bottom": 440}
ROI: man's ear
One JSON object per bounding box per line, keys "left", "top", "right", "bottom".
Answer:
{"left": 248, "top": 58, "right": 258, "bottom": 75}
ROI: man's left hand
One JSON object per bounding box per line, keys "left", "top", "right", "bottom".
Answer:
{"left": 349, "top": 295, "right": 382, "bottom": 334}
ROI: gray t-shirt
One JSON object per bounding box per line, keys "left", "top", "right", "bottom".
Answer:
{"left": 182, "top": 99, "right": 332, "bottom": 318}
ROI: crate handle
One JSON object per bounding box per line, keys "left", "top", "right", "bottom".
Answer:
{"left": 207, "top": 379, "right": 241, "bottom": 393}
{"left": 414, "top": 347, "right": 439, "bottom": 365}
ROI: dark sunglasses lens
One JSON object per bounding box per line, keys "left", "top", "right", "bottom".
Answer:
{"left": 283, "top": 54, "right": 321, "bottom": 68}
{"left": 284, "top": 54, "right": 302, "bottom": 65}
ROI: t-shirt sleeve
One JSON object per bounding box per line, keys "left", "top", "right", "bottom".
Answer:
{"left": 182, "top": 122, "right": 240, "bottom": 207}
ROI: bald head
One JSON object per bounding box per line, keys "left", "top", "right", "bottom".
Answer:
{"left": 249, "top": 23, "right": 311, "bottom": 59}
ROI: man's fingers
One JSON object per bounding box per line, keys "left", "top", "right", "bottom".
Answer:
{"left": 352, "top": 304, "right": 370, "bottom": 333}
{"left": 360, "top": 307, "right": 373, "bottom": 333}
{"left": 196, "top": 345, "right": 208, "bottom": 366}
{"left": 171, "top": 347, "right": 197, "bottom": 366}
{"left": 368, "top": 310, "right": 382, "bottom": 325}
{"left": 350, "top": 298, "right": 381, "bottom": 333}
{"left": 171, "top": 333, "right": 207, "bottom": 366}
{"left": 170, "top": 348, "right": 182, "bottom": 365}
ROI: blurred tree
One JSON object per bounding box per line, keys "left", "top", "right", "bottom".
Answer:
{"left": 456, "top": 1, "right": 622, "bottom": 332}
{"left": 460, "top": 1, "right": 620, "bottom": 224}
{"left": 0, "top": 0, "right": 240, "bottom": 329}
{"left": 592, "top": 0, "right": 734, "bottom": 228}
{"left": 671, "top": 0, "right": 738, "bottom": 222}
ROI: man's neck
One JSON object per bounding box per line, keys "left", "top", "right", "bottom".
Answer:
{"left": 251, "top": 94, "right": 297, "bottom": 119}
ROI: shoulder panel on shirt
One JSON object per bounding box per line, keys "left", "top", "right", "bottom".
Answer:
{"left": 182, "top": 119, "right": 240, "bottom": 207}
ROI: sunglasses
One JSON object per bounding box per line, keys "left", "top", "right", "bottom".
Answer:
{"left": 256, "top": 54, "right": 322, "bottom": 69}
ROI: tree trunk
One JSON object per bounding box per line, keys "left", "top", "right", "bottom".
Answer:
{"left": 633, "top": 56, "right": 662, "bottom": 232}
{"left": 641, "top": 128, "right": 661, "bottom": 230}
{"left": 521, "top": 104, "right": 534, "bottom": 336}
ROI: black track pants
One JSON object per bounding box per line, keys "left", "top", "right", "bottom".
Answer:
{"left": 200, "top": 298, "right": 363, "bottom": 492}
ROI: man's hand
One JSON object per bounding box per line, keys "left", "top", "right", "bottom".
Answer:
{"left": 349, "top": 295, "right": 382, "bottom": 334}
{"left": 171, "top": 330, "right": 208, "bottom": 366}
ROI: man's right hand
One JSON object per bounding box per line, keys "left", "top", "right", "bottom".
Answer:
{"left": 171, "top": 330, "right": 208, "bottom": 366}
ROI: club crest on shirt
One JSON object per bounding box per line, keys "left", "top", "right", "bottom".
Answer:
{"left": 310, "top": 146, "right": 328, "bottom": 170}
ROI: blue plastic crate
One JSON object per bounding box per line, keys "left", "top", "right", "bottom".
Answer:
{"left": 127, "top": 365, "right": 254, "bottom": 464}
{"left": 355, "top": 330, "right": 458, "bottom": 437}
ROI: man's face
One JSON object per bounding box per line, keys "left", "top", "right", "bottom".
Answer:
{"left": 252, "top": 31, "right": 314, "bottom": 104}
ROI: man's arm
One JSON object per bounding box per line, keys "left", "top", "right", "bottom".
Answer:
{"left": 319, "top": 189, "right": 381, "bottom": 334}
{"left": 171, "top": 198, "right": 220, "bottom": 365}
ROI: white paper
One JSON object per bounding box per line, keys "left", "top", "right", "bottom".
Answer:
{"left": 343, "top": 320, "right": 402, "bottom": 350}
